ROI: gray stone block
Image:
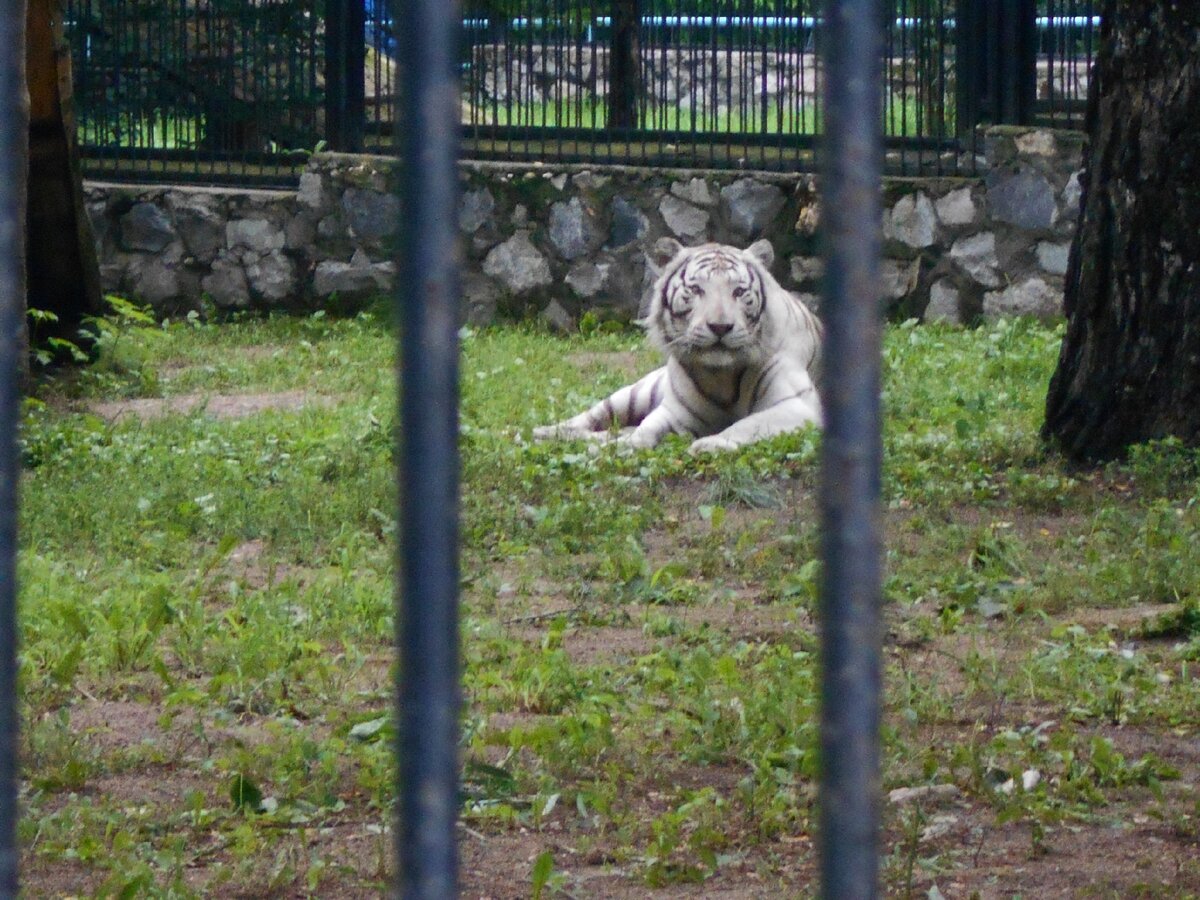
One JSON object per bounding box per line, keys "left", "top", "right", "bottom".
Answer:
{"left": 609, "top": 197, "right": 649, "bottom": 248}
{"left": 986, "top": 169, "right": 1056, "bottom": 230}
{"left": 789, "top": 255, "right": 824, "bottom": 286}
{"left": 548, "top": 197, "right": 603, "bottom": 260}
{"left": 566, "top": 261, "right": 610, "bottom": 298}
{"left": 659, "top": 195, "right": 709, "bottom": 240}
{"left": 459, "top": 188, "right": 496, "bottom": 234}
{"left": 245, "top": 251, "right": 297, "bottom": 302}
{"left": 540, "top": 299, "right": 576, "bottom": 334}
{"left": 482, "top": 232, "right": 552, "bottom": 294}
{"left": 721, "top": 178, "right": 785, "bottom": 239}
{"left": 924, "top": 279, "right": 962, "bottom": 325}
{"left": 342, "top": 188, "right": 400, "bottom": 243}
{"left": 121, "top": 202, "right": 176, "bottom": 252}
{"left": 950, "top": 232, "right": 1002, "bottom": 288}
{"left": 202, "top": 254, "right": 251, "bottom": 308}
{"left": 169, "top": 195, "right": 225, "bottom": 262}
{"left": 934, "top": 187, "right": 977, "bottom": 227}
{"left": 885, "top": 192, "right": 938, "bottom": 248}
{"left": 983, "top": 277, "right": 1061, "bottom": 320}
{"left": 227, "top": 218, "right": 286, "bottom": 254}
{"left": 670, "top": 177, "right": 714, "bottom": 207}
{"left": 1036, "top": 241, "right": 1071, "bottom": 276}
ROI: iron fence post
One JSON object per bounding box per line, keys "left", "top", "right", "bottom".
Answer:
{"left": 394, "top": 0, "right": 462, "bottom": 897}
{"left": 0, "top": 0, "right": 26, "bottom": 896}
{"left": 325, "top": 0, "right": 366, "bottom": 152}
{"left": 819, "top": 0, "right": 883, "bottom": 897}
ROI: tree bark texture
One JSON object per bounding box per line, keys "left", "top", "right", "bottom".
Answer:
{"left": 608, "top": 0, "right": 640, "bottom": 129}
{"left": 26, "top": 0, "right": 102, "bottom": 349}
{"left": 1043, "top": 1, "right": 1200, "bottom": 461}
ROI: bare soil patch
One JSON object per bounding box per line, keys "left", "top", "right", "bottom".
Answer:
{"left": 88, "top": 390, "right": 335, "bottom": 422}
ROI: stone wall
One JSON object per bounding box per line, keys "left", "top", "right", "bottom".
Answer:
{"left": 84, "top": 125, "right": 1086, "bottom": 327}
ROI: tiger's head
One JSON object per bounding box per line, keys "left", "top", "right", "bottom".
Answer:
{"left": 644, "top": 238, "right": 779, "bottom": 369}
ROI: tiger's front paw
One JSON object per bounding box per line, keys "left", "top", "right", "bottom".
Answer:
{"left": 532, "top": 425, "right": 567, "bottom": 442}
{"left": 688, "top": 434, "right": 740, "bottom": 454}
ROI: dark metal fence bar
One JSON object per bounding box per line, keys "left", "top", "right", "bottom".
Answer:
{"left": 819, "top": 0, "right": 883, "bottom": 894}
{"left": 394, "top": 0, "right": 462, "bottom": 896}
{"left": 0, "top": 0, "right": 26, "bottom": 895}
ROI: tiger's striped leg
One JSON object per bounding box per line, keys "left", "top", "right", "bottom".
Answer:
{"left": 533, "top": 367, "right": 667, "bottom": 441}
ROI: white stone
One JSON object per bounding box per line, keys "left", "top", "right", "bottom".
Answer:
{"left": 882, "top": 258, "right": 921, "bottom": 300}
{"left": 1061, "top": 171, "right": 1083, "bottom": 222}
{"left": 721, "top": 178, "right": 786, "bottom": 239}
{"left": 789, "top": 255, "right": 824, "bottom": 285}
{"left": 565, "top": 261, "right": 609, "bottom": 298}
{"left": 482, "top": 231, "right": 552, "bottom": 294}
{"left": 659, "top": 195, "right": 710, "bottom": 240}
{"left": 983, "top": 277, "right": 1062, "bottom": 319}
{"left": 226, "top": 218, "right": 286, "bottom": 254}
{"left": 540, "top": 299, "right": 576, "bottom": 333}
{"left": 297, "top": 171, "right": 324, "bottom": 209}
{"left": 1036, "top": 241, "right": 1071, "bottom": 276}
{"left": 950, "top": 232, "right": 1002, "bottom": 288}
{"left": 458, "top": 188, "right": 496, "bottom": 234}
{"left": 1015, "top": 130, "right": 1057, "bottom": 157}
{"left": 670, "top": 178, "right": 714, "bottom": 207}
{"left": 202, "top": 254, "right": 250, "bottom": 308}
{"left": 885, "top": 192, "right": 938, "bottom": 248}
{"left": 572, "top": 171, "right": 610, "bottom": 191}
{"left": 887, "top": 784, "right": 960, "bottom": 806}
{"left": 245, "top": 250, "right": 296, "bottom": 302}
{"left": 934, "top": 187, "right": 977, "bottom": 227}
{"left": 548, "top": 197, "right": 602, "bottom": 260}
{"left": 924, "top": 279, "right": 962, "bottom": 324}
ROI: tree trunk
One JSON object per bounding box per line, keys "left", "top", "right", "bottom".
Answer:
{"left": 608, "top": 0, "right": 640, "bottom": 130}
{"left": 1043, "top": 1, "right": 1200, "bottom": 461}
{"left": 25, "top": 0, "right": 102, "bottom": 352}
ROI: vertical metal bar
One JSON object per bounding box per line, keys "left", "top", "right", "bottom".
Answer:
{"left": 0, "top": 0, "right": 25, "bottom": 894}
{"left": 819, "top": 0, "right": 883, "bottom": 897}
{"left": 394, "top": 0, "right": 461, "bottom": 896}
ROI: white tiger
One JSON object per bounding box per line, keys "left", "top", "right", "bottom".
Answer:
{"left": 534, "top": 238, "right": 823, "bottom": 453}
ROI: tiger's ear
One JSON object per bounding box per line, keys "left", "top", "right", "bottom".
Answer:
{"left": 648, "top": 237, "right": 684, "bottom": 274}
{"left": 746, "top": 239, "right": 775, "bottom": 269}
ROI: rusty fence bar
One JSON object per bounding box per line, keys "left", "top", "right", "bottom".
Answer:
{"left": 394, "top": 0, "right": 463, "bottom": 897}
{"left": 818, "top": 0, "right": 884, "bottom": 897}
{"left": 0, "top": 0, "right": 27, "bottom": 895}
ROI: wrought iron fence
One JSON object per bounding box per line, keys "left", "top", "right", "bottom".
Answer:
{"left": 62, "top": 0, "right": 1097, "bottom": 187}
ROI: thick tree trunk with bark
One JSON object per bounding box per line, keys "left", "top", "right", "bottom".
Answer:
{"left": 608, "top": 0, "right": 640, "bottom": 130}
{"left": 25, "top": 0, "right": 102, "bottom": 351}
{"left": 1043, "top": 1, "right": 1200, "bottom": 461}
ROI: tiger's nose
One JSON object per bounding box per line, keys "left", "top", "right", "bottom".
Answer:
{"left": 707, "top": 322, "right": 734, "bottom": 338}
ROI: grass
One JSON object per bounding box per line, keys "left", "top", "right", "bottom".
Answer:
{"left": 472, "top": 94, "right": 946, "bottom": 139}
{"left": 17, "top": 307, "right": 1200, "bottom": 896}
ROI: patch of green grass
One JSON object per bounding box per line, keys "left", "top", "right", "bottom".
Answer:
{"left": 16, "top": 310, "right": 1200, "bottom": 895}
